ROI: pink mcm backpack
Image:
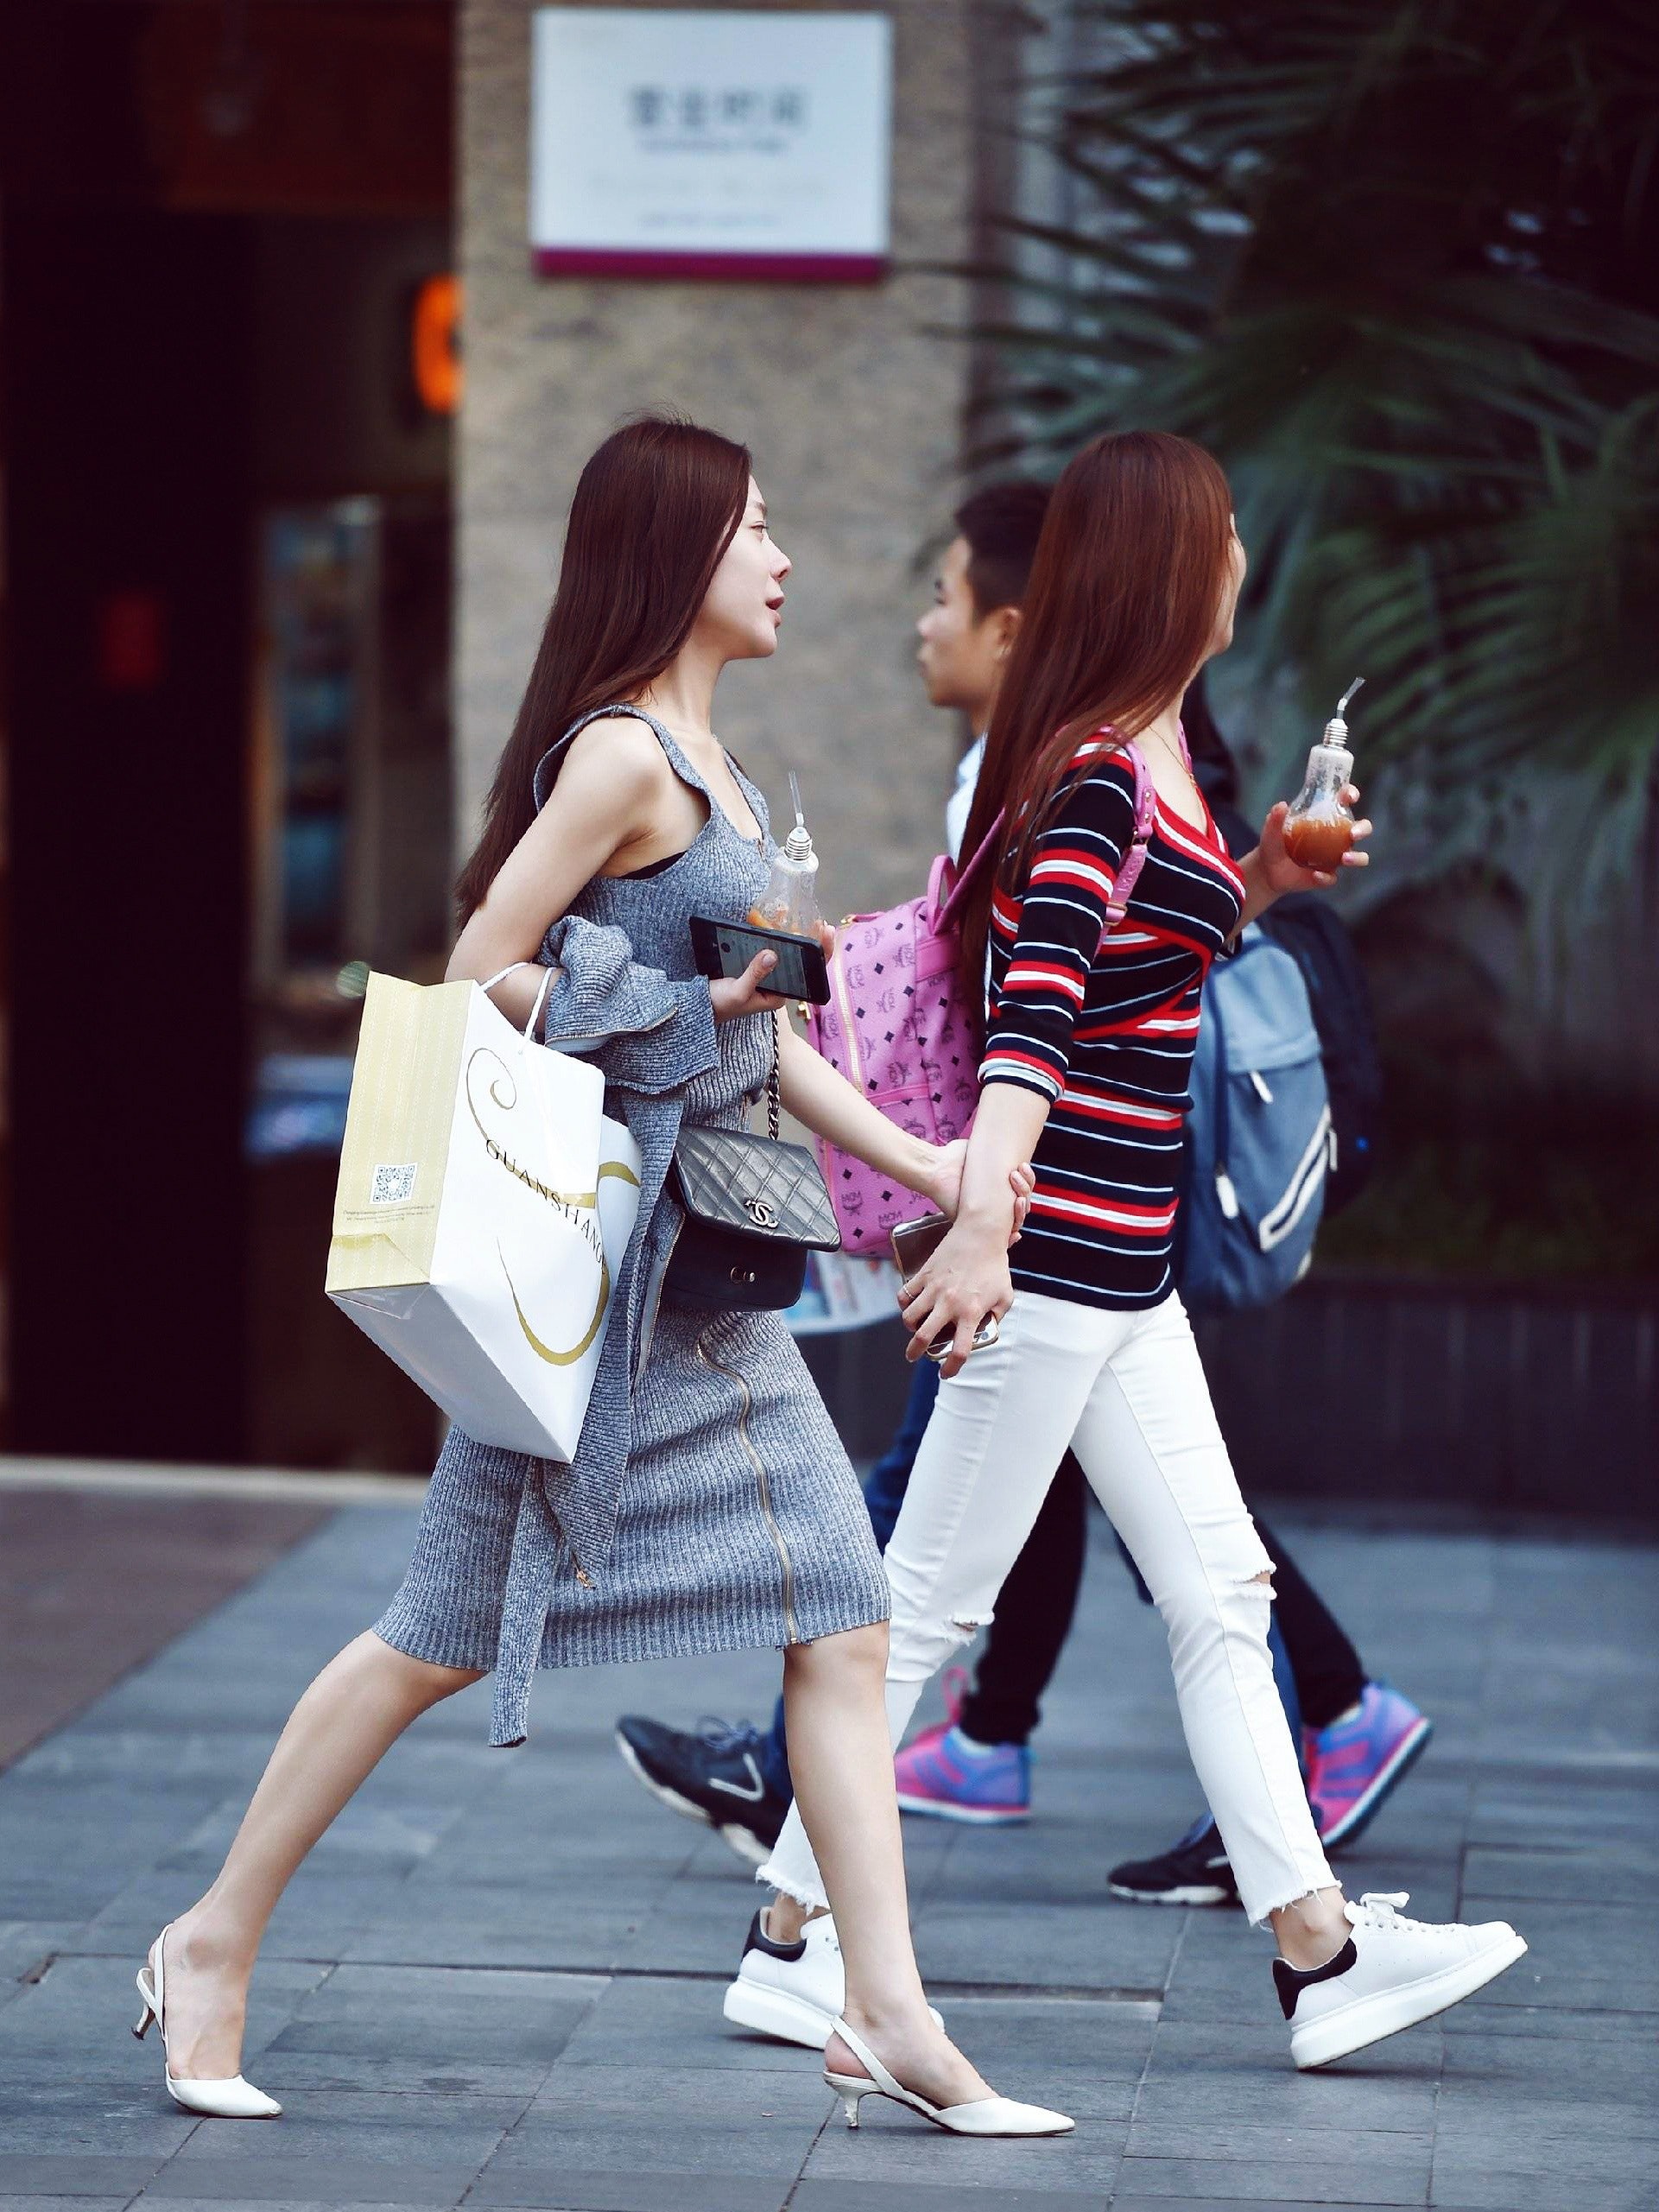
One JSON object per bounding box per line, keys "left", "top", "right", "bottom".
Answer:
{"left": 806, "top": 741, "right": 1157, "bottom": 1258}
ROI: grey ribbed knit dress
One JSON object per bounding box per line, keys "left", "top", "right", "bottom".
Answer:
{"left": 373, "top": 712, "right": 890, "bottom": 1731}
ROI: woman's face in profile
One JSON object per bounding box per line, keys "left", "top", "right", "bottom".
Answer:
{"left": 696, "top": 479, "right": 793, "bottom": 663}
{"left": 1208, "top": 518, "right": 1247, "bottom": 660}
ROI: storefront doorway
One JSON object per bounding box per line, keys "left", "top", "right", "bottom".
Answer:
{"left": 2, "top": 2, "right": 456, "bottom": 1469}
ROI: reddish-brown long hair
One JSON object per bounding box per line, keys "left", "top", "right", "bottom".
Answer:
{"left": 456, "top": 415, "right": 751, "bottom": 922}
{"left": 956, "top": 431, "right": 1235, "bottom": 993}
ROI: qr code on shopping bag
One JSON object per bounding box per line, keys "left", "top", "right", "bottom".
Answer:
{"left": 370, "top": 1163, "right": 418, "bottom": 1206}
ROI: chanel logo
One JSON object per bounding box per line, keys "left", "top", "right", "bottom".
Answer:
{"left": 744, "top": 1196, "right": 779, "bottom": 1228}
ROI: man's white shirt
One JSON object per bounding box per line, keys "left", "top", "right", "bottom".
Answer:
{"left": 946, "top": 733, "right": 986, "bottom": 863}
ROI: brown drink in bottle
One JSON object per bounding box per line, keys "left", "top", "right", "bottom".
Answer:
{"left": 1282, "top": 680, "right": 1364, "bottom": 872}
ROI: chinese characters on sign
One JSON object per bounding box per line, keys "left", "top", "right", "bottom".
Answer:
{"left": 530, "top": 10, "right": 892, "bottom": 281}
{"left": 626, "top": 81, "right": 809, "bottom": 141}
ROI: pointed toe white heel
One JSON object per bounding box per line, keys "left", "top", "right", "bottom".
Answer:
{"left": 824, "top": 2015, "right": 1073, "bottom": 2137}
{"left": 134, "top": 1924, "right": 282, "bottom": 2120}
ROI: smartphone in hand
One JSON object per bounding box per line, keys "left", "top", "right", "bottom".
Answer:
{"left": 890, "top": 1212, "right": 1001, "bottom": 1362}
{"left": 689, "top": 914, "right": 831, "bottom": 1005}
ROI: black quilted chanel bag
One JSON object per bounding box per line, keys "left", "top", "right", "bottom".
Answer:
{"left": 665, "top": 1016, "right": 841, "bottom": 1309}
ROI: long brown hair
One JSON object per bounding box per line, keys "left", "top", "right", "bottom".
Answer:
{"left": 956, "top": 431, "right": 1235, "bottom": 992}
{"left": 456, "top": 415, "right": 752, "bottom": 922}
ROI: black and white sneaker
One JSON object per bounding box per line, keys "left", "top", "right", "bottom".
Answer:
{"left": 614, "top": 1714, "right": 789, "bottom": 1866}
{"left": 1276, "top": 1891, "right": 1527, "bottom": 2068}
{"left": 722, "top": 1910, "right": 947, "bottom": 2050}
{"left": 1109, "top": 1816, "right": 1240, "bottom": 1907}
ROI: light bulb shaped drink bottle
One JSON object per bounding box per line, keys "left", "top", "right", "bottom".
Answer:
{"left": 749, "top": 770, "right": 824, "bottom": 937}
{"left": 1282, "top": 678, "right": 1365, "bottom": 872}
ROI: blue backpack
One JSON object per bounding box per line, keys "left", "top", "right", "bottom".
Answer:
{"left": 1175, "top": 923, "right": 1333, "bottom": 1315}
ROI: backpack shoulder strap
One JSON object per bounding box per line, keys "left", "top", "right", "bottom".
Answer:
{"left": 1103, "top": 741, "right": 1156, "bottom": 924}
{"left": 934, "top": 810, "right": 1006, "bottom": 932}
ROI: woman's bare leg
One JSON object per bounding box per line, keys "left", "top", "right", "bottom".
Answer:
{"left": 155, "top": 1632, "right": 483, "bottom": 2079}
{"left": 781, "top": 1623, "right": 990, "bottom": 2107}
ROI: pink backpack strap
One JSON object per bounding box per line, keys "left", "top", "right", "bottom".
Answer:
{"left": 1103, "top": 742, "right": 1156, "bottom": 926}
{"left": 934, "top": 811, "right": 1006, "bottom": 933}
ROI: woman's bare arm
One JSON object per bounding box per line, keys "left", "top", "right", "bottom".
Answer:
{"left": 445, "top": 717, "right": 782, "bottom": 1028}
{"left": 775, "top": 1016, "right": 946, "bottom": 1208}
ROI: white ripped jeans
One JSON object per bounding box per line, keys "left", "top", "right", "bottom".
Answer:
{"left": 759, "top": 1286, "right": 1334, "bottom": 1926}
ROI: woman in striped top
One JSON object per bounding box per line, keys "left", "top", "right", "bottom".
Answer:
{"left": 982, "top": 732, "right": 1246, "bottom": 1308}
{"left": 755, "top": 431, "right": 1527, "bottom": 2071}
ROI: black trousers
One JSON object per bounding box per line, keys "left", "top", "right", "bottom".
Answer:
{"left": 959, "top": 1470, "right": 1366, "bottom": 1745}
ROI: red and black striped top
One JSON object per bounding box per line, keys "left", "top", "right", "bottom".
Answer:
{"left": 982, "top": 738, "right": 1247, "bottom": 1310}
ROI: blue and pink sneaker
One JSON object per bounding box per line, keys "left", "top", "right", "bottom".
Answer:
{"left": 1306, "top": 1682, "right": 1433, "bottom": 1851}
{"left": 894, "top": 1670, "right": 1031, "bottom": 1824}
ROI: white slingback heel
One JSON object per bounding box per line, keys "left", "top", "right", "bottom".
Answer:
{"left": 133, "top": 1924, "right": 282, "bottom": 2120}
{"left": 824, "top": 2015, "right": 1073, "bottom": 2137}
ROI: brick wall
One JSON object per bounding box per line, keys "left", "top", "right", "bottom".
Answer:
{"left": 456, "top": 0, "right": 980, "bottom": 917}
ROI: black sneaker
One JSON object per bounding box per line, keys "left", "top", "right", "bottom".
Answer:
{"left": 614, "top": 1714, "right": 790, "bottom": 1866}
{"left": 1109, "top": 1815, "right": 1240, "bottom": 1907}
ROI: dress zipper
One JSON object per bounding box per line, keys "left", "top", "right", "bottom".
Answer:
{"left": 698, "top": 1325, "right": 800, "bottom": 1643}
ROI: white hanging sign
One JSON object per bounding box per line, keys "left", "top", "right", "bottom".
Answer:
{"left": 529, "top": 8, "right": 892, "bottom": 282}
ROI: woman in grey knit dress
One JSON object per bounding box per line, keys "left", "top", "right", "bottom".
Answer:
{"left": 136, "top": 419, "right": 1071, "bottom": 2139}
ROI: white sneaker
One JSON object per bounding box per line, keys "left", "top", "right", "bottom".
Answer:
{"left": 722, "top": 1911, "right": 943, "bottom": 2050}
{"left": 1276, "top": 1891, "right": 1527, "bottom": 2069}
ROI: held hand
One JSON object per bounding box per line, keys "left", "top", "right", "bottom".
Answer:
{"left": 925, "top": 1144, "right": 1035, "bottom": 1244}
{"left": 709, "top": 948, "right": 790, "bottom": 1023}
{"left": 897, "top": 1217, "right": 1015, "bottom": 1379}
{"left": 1255, "top": 787, "right": 1373, "bottom": 895}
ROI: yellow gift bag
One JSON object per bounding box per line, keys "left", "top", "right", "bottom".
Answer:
{"left": 327, "top": 973, "right": 642, "bottom": 1460}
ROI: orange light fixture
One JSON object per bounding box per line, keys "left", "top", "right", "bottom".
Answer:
{"left": 412, "top": 273, "right": 461, "bottom": 415}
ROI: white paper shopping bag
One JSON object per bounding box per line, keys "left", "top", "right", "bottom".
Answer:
{"left": 326, "top": 973, "right": 642, "bottom": 1460}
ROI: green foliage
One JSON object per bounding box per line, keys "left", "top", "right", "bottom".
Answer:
{"left": 979, "top": 0, "right": 1659, "bottom": 891}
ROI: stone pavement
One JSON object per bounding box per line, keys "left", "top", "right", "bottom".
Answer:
{"left": 1, "top": 1492, "right": 1655, "bottom": 2211}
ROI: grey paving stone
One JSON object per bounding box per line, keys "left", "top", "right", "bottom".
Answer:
{"left": 0, "top": 2082, "right": 197, "bottom": 2158}
{"left": 1441, "top": 1994, "right": 1654, "bottom": 2044}
{"left": 467, "top": 2174, "right": 787, "bottom": 2211}
{"left": 1459, "top": 1843, "right": 1655, "bottom": 1905}
{"left": 1115, "top": 2154, "right": 1428, "bottom": 2204}
{"left": 1111, "top": 2202, "right": 1430, "bottom": 2212}
{"left": 1131, "top": 2070, "right": 1436, "bottom": 2133}
{"left": 799, "top": 2108, "right": 1124, "bottom": 2195}
{"left": 1428, "top": 2138, "right": 1651, "bottom": 2211}
{"left": 338, "top": 1890, "right": 644, "bottom": 1974}
{"left": 0, "top": 2198, "right": 136, "bottom": 2210}
{"left": 481, "top": 2108, "right": 814, "bottom": 2180}
{"left": 0, "top": 2159, "right": 161, "bottom": 2199}
{"left": 1123, "top": 2120, "right": 1433, "bottom": 2195}
{"left": 892, "top": 1993, "right": 1157, "bottom": 2100}
{"left": 155, "top": 2090, "right": 521, "bottom": 2169}
{"left": 254, "top": 2052, "right": 549, "bottom": 2099}
{"left": 909, "top": 1898, "right": 1176, "bottom": 1995}
{"left": 1435, "top": 2027, "right": 1657, "bottom": 2112}
{"left": 1453, "top": 1896, "right": 1658, "bottom": 2013}
{"left": 3, "top": 1504, "right": 1652, "bottom": 2212}
{"left": 791, "top": 2183, "right": 1109, "bottom": 2210}
{"left": 269, "top": 1962, "right": 604, "bottom": 2068}
{"left": 139, "top": 2159, "right": 479, "bottom": 2204}
{"left": 542, "top": 1974, "right": 810, "bottom": 2075}
{"left": 138, "top": 2202, "right": 468, "bottom": 2212}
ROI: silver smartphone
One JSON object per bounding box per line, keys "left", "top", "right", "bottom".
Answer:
{"left": 890, "top": 1213, "right": 1000, "bottom": 1361}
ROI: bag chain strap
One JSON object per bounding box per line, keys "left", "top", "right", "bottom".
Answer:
{"left": 767, "top": 1011, "right": 782, "bottom": 1143}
